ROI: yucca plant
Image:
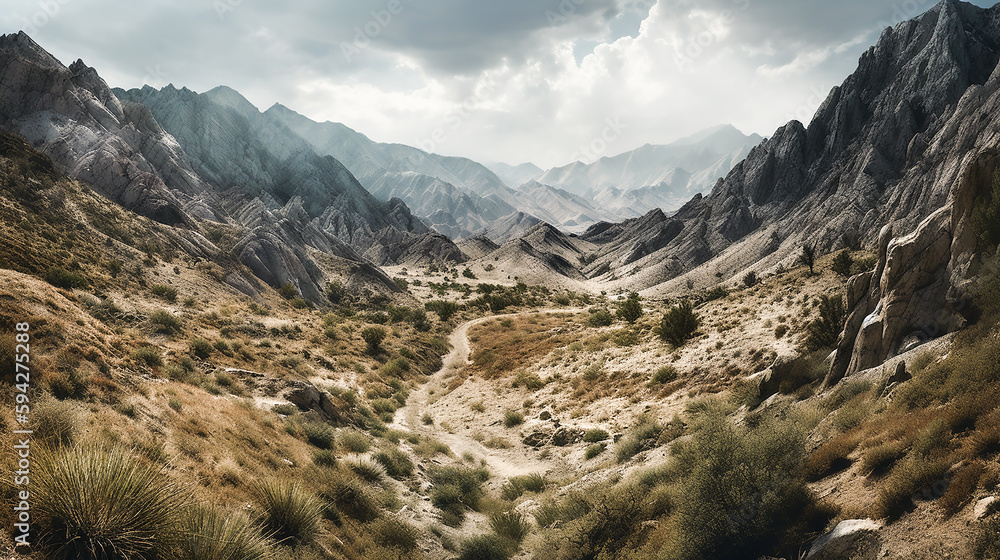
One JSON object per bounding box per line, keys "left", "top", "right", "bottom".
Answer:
{"left": 34, "top": 445, "right": 186, "bottom": 560}
{"left": 252, "top": 479, "right": 323, "bottom": 544}
{"left": 181, "top": 506, "right": 274, "bottom": 560}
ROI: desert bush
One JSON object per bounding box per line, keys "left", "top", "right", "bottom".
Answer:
{"left": 278, "top": 283, "right": 298, "bottom": 299}
{"left": 430, "top": 466, "right": 490, "bottom": 526}
{"left": 426, "top": 300, "right": 460, "bottom": 321}
{"left": 380, "top": 357, "right": 410, "bottom": 378}
{"left": 743, "top": 271, "right": 759, "bottom": 287}
{"left": 374, "top": 447, "right": 414, "bottom": 479}
{"left": 150, "top": 284, "right": 178, "bottom": 302}
{"left": 150, "top": 310, "right": 183, "bottom": 334}
{"left": 490, "top": 510, "right": 530, "bottom": 544}
{"left": 583, "top": 429, "right": 610, "bottom": 443}
{"left": 804, "top": 295, "right": 845, "bottom": 351}
{"left": 588, "top": 308, "right": 614, "bottom": 327}
{"left": 272, "top": 403, "right": 297, "bottom": 416}
{"left": 616, "top": 417, "right": 664, "bottom": 463}
{"left": 650, "top": 365, "right": 678, "bottom": 385}
{"left": 361, "top": 326, "right": 386, "bottom": 354}
{"left": 44, "top": 268, "right": 88, "bottom": 289}
{"left": 585, "top": 443, "right": 606, "bottom": 460}
{"left": 617, "top": 293, "right": 643, "bottom": 323}
{"left": 190, "top": 337, "right": 214, "bottom": 359}
{"left": 458, "top": 534, "right": 512, "bottom": 560}
{"left": 876, "top": 455, "right": 951, "bottom": 519}
{"left": 368, "top": 517, "right": 418, "bottom": 553}
{"left": 303, "top": 423, "right": 336, "bottom": 450}
{"left": 310, "top": 469, "right": 382, "bottom": 523}
{"left": 665, "top": 413, "right": 814, "bottom": 560}
{"left": 312, "top": 449, "right": 337, "bottom": 468}
{"left": 180, "top": 506, "right": 273, "bottom": 560}
{"left": 832, "top": 250, "right": 853, "bottom": 277}
{"left": 803, "top": 432, "right": 860, "bottom": 481}
{"left": 774, "top": 324, "right": 789, "bottom": 338}
{"left": 503, "top": 410, "right": 524, "bottom": 428}
{"left": 658, "top": 301, "right": 699, "bottom": 346}
{"left": 252, "top": 479, "right": 323, "bottom": 544}
{"left": 32, "top": 397, "right": 78, "bottom": 447}
{"left": 34, "top": 445, "right": 184, "bottom": 560}
{"left": 861, "top": 441, "right": 907, "bottom": 477}
{"left": 132, "top": 345, "right": 164, "bottom": 367}
{"left": 411, "top": 308, "right": 430, "bottom": 331}
{"left": 512, "top": 371, "right": 546, "bottom": 390}
{"left": 940, "top": 461, "right": 984, "bottom": 516}
{"left": 346, "top": 457, "right": 386, "bottom": 483}
{"left": 972, "top": 516, "right": 1000, "bottom": 559}
{"left": 339, "top": 431, "right": 371, "bottom": 453}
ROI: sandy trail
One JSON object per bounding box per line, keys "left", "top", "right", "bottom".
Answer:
{"left": 393, "top": 311, "right": 578, "bottom": 478}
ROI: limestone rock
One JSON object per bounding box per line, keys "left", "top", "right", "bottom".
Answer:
{"left": 552, "top": 427, "right": 584, "bottom": 447}
{"left": 522, "top": 432, "right": 551, "bottom": 448}
{"left": 805, "top": 519, "right": 882, "bottom": 560}
{"left": 974, "top": 496, "right": 999, "bottom": 520}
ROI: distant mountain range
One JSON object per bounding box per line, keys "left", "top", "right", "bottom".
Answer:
{"left": 265, "top": 103, "right": 760, "bottom": 237}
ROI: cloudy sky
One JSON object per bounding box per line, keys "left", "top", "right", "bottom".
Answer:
{"left": 1, "top": 0, "right": 995, "bottom": 168}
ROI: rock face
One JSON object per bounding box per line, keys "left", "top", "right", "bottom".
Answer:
{"left": 566, "top": 0, "right": 1000, "bottom": 296}
{"left": 0, "top": 33, "right": 458, "bottom": 303}
{"left": 805, "top": 519, "right": 882, "bottom": 560}
{"left": 828, "top": 141, "right": 1000, "bottom": 385}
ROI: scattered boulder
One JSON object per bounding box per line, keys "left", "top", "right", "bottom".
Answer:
{"left": 284, "top": 381, "right": 345, "bottom": 425}
{"left": 522, "top": 431, "right": 551, "bottom": 448}
{"left": 552, "top": 427, "right": 584, "bottom": 447}
{"left": 805, "top": 519, "right": 882, "bottom": 560}
{"left": 974, "top": 496, "right": 999, "bottom": 520}
{"left": 757, "top": 353, "right": 806, "bottom": 400}
{"left": 539, "top": 410, "right": 552, "bottom": 421}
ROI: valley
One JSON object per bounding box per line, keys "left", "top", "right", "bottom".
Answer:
{"left": 2, "top": 1, "right": 1000, "bottom": 559}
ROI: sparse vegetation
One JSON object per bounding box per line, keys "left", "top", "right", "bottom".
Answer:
{"left": 616, "top": 292, "right": 643, "bottom": 323}
{"left": 360, "top": 326, "right": 386, "bottom": 354}
{"left": 832, "top": 249, "right": 854, "bottom": 277}
{"left": 252, "top": 478, "right": 323, "bottom": 544}
{"left": 658, "top": 301, "right": 700, "bottom": 347}
{"left": 804, "top": 295, "right": 846, "bottom": 351}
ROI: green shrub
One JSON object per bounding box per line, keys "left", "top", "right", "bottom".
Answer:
{"left": 346, "top": 458, "right": 386, "bottom": 483}
{"left": 861, "top": 441, "right": 907, "bottom": 477}
{"left": 503, "top": 410, "right": 524, "bottom": 428}
{"left": 369, "top": 517, "right": 418, "bottom": 553}
{"left": 150, "top": 284, "right": 178, "bottom": 302}
{"left": 361, "top": 326, "right": 386, "bottom": 354}
{"left": 180, "top": 507, "right": 273, "bottom": 560}
{"left": 132, "top": 345, "right": 163, "bottom": 367}
{"left": 585, "top": 443, "right": 607, "bottom": 460}
{"left": 34, "top": 445, "right": 184, "bottom": 559}
{"left": 616, "top": 417, "right": 663, "bottom": 463}
{"left": 658, "top": 301, "right": 700, "bottom": 346}
{"left": 303, "top": 423, "right": 336, "bottom": 450}
{"left": 430, "top": 466, "right": 490, "bottom": 526}
{"left": 374, "top": 447, "right": 414, "bottom": 479}
{"left": 339, "top": 431, "right": 371, "bottom": 453}
{"left": 190, "top": 337, "right": 214, "bottom": 359}
{"left": 150, "top": 310, "right": 183, "bottom": 334}
{"left": 380, "top": 357, "right": 410, "bottom": 378}
{"left": 743, "top": 271, "right": 759, "bottom": 287}
{"left": 44, "top": 268, "right": 88, "bottom": 289}
{"left": 588, "top": 308, "right": 614, "bottom": 327}
{"left": 616, "top": 293, "right": 643, "bottom": 323}
{"left": 650, "top": 365, "right": 678, "bottom": 385}
{"left": 252, "top": 479, "right": 323, "bottom": 544}
{"left": 832, "top": 250, "right": 853, "bottom": 277}
{"left": 458, "top": 534, "right": 512, "bottom": 560}
{"left": 490, "top": 510, "right": 530, "bottom": 544}
{"left": 272, "top": 403, "right": 297, "bottom": 416}
{"left": 278, "top": 283, "right": 298, "bottom": 299}
{"left": 312, "top": 449, "right": 337, "bottom": 467}
{"left": 33, "top": 397, "right": 78, "bottom": 447}
{"left": 876, "top": 455, "right": 951, "bottom": 519}
{"left": 804, "top": 295, "right": 846, "bottom": 351}
{"left": 411, "top": 308, "right": 431, "bottom": 331}
{"left": 583, "top": 429, "right": 610, "bottom": 443}
{"left": 426, "top": 300, "right": 460, "bottom": 321}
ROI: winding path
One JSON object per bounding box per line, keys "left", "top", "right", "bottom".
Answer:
{"left": 392, "top": 311, "right": 578, "bottom": 477}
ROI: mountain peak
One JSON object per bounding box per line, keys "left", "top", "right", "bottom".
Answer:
{"left": 204, "top": 85, "right": 260, "bottom": 116}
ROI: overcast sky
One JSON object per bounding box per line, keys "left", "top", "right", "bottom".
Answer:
{"left": 1, "top": 0, "right": 995, "bottom": 168}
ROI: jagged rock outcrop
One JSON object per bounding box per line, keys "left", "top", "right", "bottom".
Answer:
{"left": 827, "top": 149, "right": 998, "bottom": 385}
{"left": 575, "top": 0, "right": 1000, "bottom": 296}
{"left": 804, "top": 519, "right": 882, "bottom": 560}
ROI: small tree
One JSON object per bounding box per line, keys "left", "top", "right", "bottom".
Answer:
{"left": 742, "top": 271, "right": 759, "bottom": 288}
{"left": 832, "top": 250, "right": 854, "bottom": 277}
{"left": 360, "top": 327, "right": 386, "bottom": 355}
{"left": 426, "top": 300, "right": 460, "bottom": 321}
{"left": 805, "top": 295, "right": 846, "bottom": 351}
{"left": 800, "top": 244, "right": 816, "bottom": 275}
{"left": 658, "top": 301, "right": 700, "bottom": 347}
{"left": 617, "top": 293, "right": 643, "bottom": 324}
{"left": 326, "top": 281, "right": 345, "bottom": 304}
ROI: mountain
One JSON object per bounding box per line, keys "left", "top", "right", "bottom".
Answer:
{"left": 368, "top": 171, "right": 518, "bottom": 240}
{"left": 0, "top": 32, "right": 457, "bottom": 303}
{"left": 567, "top": 0, "right": 1000, "bottom": 295}
{"left": 509, "top": 180, "right": 626, "bottom": 232}
{"left": 484, "top": 161, "right": 544, "bottom": 188}
{"left": 536, "top": 124, "right": 762, "bottom": 204}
